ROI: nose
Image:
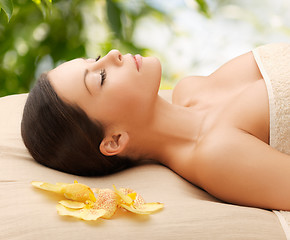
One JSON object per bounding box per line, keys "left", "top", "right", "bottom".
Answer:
{"left": 106, "top": 49, "right": 123, "bottom": 66}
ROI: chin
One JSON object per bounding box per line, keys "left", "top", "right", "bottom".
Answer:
{"left": 154, "top": 58, "right": 162, "bottom": 90}
{"left": 142, "top": 56, "right": 162, "bottom": 93}
{"left": 150, "top": 56, "right": 161, "bottom": 68}
{"left": 148, "top": 56, "right": 162, "bottom": 78}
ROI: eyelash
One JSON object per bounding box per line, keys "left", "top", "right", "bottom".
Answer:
{"left": 100, "top": 69, "right": 106, "bottom": 85}
{"left": 94, "top": 56, "right": 106, "bottom": 86}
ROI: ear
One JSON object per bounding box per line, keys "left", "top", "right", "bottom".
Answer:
{"left": 99, "top": 132, "right": 129, "bottom": 156}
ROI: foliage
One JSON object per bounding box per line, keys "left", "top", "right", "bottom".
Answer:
{"left": 0, "top": 0, "right": 210, "bottom": 97}
{"left": 0, "top": 0, "right": 13, "bottom": 21}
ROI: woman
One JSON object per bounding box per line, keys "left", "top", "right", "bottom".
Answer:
{"left": 21, "top": 43, "right": 290, "bottom": 210}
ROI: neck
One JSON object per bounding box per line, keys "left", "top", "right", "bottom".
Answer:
{"left": 128, "top": 95, "right": 206, "bottom": 167}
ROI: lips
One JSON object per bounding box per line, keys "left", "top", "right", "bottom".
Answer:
{"left": 133, "top": 54, "right": 142, "bottom": 71}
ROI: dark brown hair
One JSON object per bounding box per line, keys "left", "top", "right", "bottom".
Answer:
{"left": 21, "top": 73, "right": 133, "bottom": 176}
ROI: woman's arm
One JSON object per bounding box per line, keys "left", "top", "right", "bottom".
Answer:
{"left": 197, "top": 129, "right": 290, "bottom": 210}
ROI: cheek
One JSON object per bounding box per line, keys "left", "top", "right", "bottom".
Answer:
{"left": 97, "top": 60, "right": 161, "bottom": 124}
{"left": 103, "top": 86, "right": 145, "bottom": 124}
{"left": 114, "top": 87, "right": 142, "bottom": 111}
{"left": 98, "top": 84, "right": 134, "bottom": 111}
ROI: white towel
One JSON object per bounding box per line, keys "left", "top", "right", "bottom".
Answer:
{"left": 253, "top": 43, "right": 290, "bottom": 240}
{"left": 252, "top": 43, "right": 290, "bottom": 155}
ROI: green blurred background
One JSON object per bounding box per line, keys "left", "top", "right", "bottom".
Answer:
{"left": 1, "top": 0, "right": 290, "bottom": 97}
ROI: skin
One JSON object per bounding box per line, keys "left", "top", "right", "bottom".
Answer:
{"left": 49, "top": 49, "right": 290, "bottom": 210}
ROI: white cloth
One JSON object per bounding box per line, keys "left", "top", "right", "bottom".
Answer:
{"left": 253, "top": 43, "right": 290, "bottom": 240}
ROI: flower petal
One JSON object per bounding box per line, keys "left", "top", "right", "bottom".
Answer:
{"left": 56, "top": 182, "right": 69, "bottom": 187}
{"left": 56, "top": 204, "right": 106, "bottom": 221}
{"left": 120, "top": 202, "right": 164, "bottom": 215}
{"left": 31, "top": 181, "right": 63, "bottom": 193}
{"left": 59, "top": 200, "right": 85, "bottom": 209}
{"left": 32, "top": 181, "right": 96, "bottom": 203}
{"left": 113, "top": 185, "right": 132, "bottom": 205}
{"left": 62, "top": 183, "right": 96, "bottom": 203}
{"left": 94, "top": 188, "right": 118, "bottom": 219}
{"left": 119, "top": 188, "right": 145, "bottom": 207}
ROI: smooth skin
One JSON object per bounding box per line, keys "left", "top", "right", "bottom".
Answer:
{"left": 49, "top": 49, "right": 290, "bottom": 210}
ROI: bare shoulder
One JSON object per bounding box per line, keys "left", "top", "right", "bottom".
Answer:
{"left": 209, "top": 51, "right": 263, "bottom": 82}
{"left": 172, "top": 76, "right": 208, "bottom": 106}
{"left": 194, "top": 128, "right": 290, "bottom": 209}
{"left": 172, "top": 51, "right": 263, "bottom": 107}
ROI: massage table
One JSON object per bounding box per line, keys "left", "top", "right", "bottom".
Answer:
{"left": 0, "top": 92, "right": 286, "bottom": 240}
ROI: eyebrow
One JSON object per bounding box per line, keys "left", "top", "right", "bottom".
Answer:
{"left": 83, "top": 69, "right": 92, "bottom": 95}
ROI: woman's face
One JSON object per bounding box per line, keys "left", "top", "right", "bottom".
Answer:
{"left": 48, "top": 50, "right": 162, "bottom": 129}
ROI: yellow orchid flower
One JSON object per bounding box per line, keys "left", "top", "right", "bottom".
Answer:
{"left": 31, "top": 181, "right": 164, "bottom": 222}
{"left": 31, "top": 180, "right": 96, "bottom": 202}
{"left": 93, "top": 188, "right": 118, "bottom": 218}
{"left": 113, "top": 185, "right": 164, "bottom": 215}
{"left": 56, "top": 202, "right": 107, "bottom": 221}
{"left": 56, "top": 188, "right": 119, "bottom": 220}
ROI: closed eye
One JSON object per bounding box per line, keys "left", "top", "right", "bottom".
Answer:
{"left": 100, "top": 69, "right": 106, "bottom": 86}
{"left": 83, "top": 69, "right": 91, "bottom": 95}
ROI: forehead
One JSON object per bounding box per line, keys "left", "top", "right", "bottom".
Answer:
{"left": 48, "top": 58, "right": 85, "bottom": 83}
{"left": 51, "top": 58, "right": 84, "bottom": 73}
{"left": 48, "top": 58, "right": 87, "bottom": 103}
